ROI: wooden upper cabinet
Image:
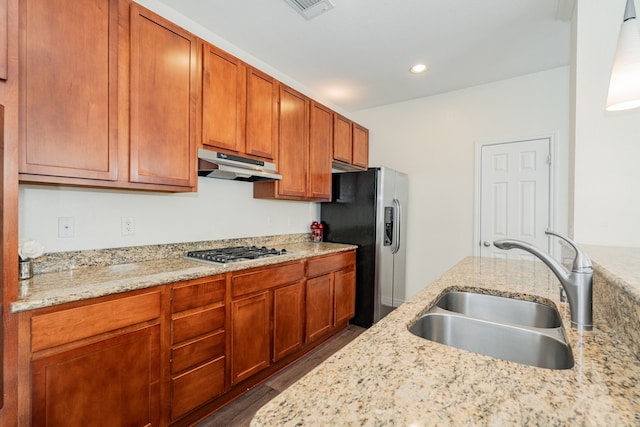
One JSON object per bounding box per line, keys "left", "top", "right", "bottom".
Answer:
{"left": 19, "top": 0, "right": 119, "bottom": 180}
{"left": 352, "top": 123, "right": 369, "bottom": 169}
{"left": 1, "top": 0, "right": 7, "bottom": 80}
{"left": 332, "top": 113, "right": 369, "bottom": 170}
{"left": 332, "top": 114, "right": 352, "bottom": 164}
{"left": 255, "top": 91, "right": 337, "bottom": 201}
{"left": 202, "top": 43, "right": 244, "bottom": 153}
{"left": 274, "top": 85, "right": 308, "bottom": 198}
{"left": 245, "top": 67, "right": 278, "bottom": 160}
{"left": 129, "top": 3, "right": 197, "bottom": 189}
{"left": 202, "top": 44, "right": 277, "bottom": 161}
{"left": 308, "top": 101, "right": 332, "bottom": 201}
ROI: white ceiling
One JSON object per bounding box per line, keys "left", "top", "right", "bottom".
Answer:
{"left": 156, "top": 0, "right": 573, "bottom": 112}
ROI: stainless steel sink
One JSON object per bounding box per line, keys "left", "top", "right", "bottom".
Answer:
{"left": 435, "top": 291, "right": 562, "bottom": 328}
{"left": 409, "top": 291, "right": 574, "bottom": 370}
{"left": 409, "top": 312, "right": 574, "bottom": 369}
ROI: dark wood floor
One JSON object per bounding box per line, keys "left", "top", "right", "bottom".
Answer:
{"left": 196, "top": 325, "right": 366, "bottom": 427}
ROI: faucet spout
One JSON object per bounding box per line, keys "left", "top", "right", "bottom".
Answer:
{"left": 493, "top": 239, "right": 571, "bottom": 282}
{"left": 493, "top": 232, "right": 593, "bottom": 331}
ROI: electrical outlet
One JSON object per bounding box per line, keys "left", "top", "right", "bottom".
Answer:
{"left": 121, "top": 217, "right": 135, "bottom": 236}
{"left": 58, "top": 217, "right": 75, "bottom": 238}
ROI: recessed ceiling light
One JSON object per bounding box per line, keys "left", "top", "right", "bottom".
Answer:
{"left": 409, "top": 63, "right": 427, "bottom": 74}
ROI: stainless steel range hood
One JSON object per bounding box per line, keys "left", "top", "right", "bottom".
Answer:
{"left": 198, "top": 149, "right": 282, "bottom": 182}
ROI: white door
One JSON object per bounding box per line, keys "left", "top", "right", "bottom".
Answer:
{"left": 479, "top": 138, "right": 551, "bottom": 259}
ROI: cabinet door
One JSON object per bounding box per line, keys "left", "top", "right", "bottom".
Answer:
{"left": 334, "top": 266, "right": 356, "bottom": 325}
{"left": 129, "top": 4, "right": 197, "bottom": 188}
{"left": 273, "top": 281, "right": 304, "bottom": 362}
{"left": 305, "top": 274, "right": 334, "bottom": 343}
{"left": 352, "top": 123, "right": 369, "bottom": 169}
{"left": 20, "top": 0, "right": 118, "bottom": 180}
{"left": 277, "top": 85, "right": 308, "bottom": 198}
{"left": 202, "top": 43, "right": 244, "bottom": 153}
{"left": 332, "top": 114, "right": 352, "bottom": 164}
{"left": 308, "top": 101, "right": 332, "bottom": 201}
{"left": 32, "top": 326, "right": 160, "bottom": 427}
{"left": 1, "top": 0, "right": 7, "bottom": 80}
{"left": 245, "top": 67, "right": 278, "bottom": 160}
{"left": 231, "top": 291, "right": 271, "bottom": 384}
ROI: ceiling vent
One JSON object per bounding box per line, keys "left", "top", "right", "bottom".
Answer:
{"left": 284, "top": 0, "right": 335, "bottom": 20}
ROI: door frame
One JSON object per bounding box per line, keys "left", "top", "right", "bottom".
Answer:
{"left": 473, "top": 132, "right": 559, "bottom": 257}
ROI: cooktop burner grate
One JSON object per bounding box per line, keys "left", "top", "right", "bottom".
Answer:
{"left": 185, "top": 246, "right": 289, "bottom": 265}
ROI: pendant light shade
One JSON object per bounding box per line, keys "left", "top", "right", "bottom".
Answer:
{"left": 606, "top": 0, "right": 640, "bottom": 111}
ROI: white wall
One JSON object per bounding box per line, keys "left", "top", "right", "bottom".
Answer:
{"left": 19, "top": 179, "right": 318, "bottom": 252}
{"left": 572, "top": 0, "right": 640, "bottom": 247}
{"left": 352, "top": 67, "right": 570, "bottom": 299}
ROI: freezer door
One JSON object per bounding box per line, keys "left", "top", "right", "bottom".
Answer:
{"left": 375, "top": 168, "right": 408, "bottom": 321}
{"left": 392, "top": 171, "right": 408, "bottom": 308}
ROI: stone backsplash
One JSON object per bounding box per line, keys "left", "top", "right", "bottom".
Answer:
{"left": 33, "top": 233, "right": 309, "bottom": 275}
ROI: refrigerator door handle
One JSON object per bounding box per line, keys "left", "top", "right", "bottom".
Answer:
{"left": 392, "top": 198, "right": 401, "bottom": 254}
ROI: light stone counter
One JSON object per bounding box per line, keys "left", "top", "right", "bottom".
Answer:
{"left": 12, "top": 241, "right": 356, "bottom": 313}
{"left": 251, "top": 255, "right": 640, "bottom": 426}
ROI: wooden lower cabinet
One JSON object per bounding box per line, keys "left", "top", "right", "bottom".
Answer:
{"left": 170, "top": 275, "right": 227, "bottom": 422}
{"left": 334, "top": 265, "right": 356, "bottom": 325}
{"left": 31, "top": 326, "right": 160, "bottom": 427}
{"left": 306, "top": 251, "right": 357, "bottom": 343}
{"left": 171, "top": 356, "right": 225, "bottom": 421}
{"left": 27, "top": 290, "right": 162, "bottom": 427}
{"left": 273, "top": 281, "right": 305, "bottom": 361}
{"left": 230, "top": 261, "right": 305, "bottom": 384}
{"left": 21, "top": 251, "right": 356, "bottom": 425}
{"left": 230, "top": 291, "right": 271, "bottom": 384}
{"left": 306, "top": 274, "right": 334, "bottom": 342}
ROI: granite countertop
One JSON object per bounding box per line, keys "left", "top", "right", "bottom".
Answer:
{"left": 12, "top": 241, "right": 356, "bottom": 313}
{"left": 252, "top": 253, "right": 640, "bottom": 426}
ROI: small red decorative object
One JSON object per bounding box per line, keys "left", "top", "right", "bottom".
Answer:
{"left": 310, "top": 221, "right": 323, "bottom": 242}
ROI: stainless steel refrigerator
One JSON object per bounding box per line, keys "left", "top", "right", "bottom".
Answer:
{"left": 320, "top": 167, "right": 408, "bottom": 327}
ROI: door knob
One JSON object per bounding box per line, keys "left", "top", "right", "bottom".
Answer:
{"left": 483, "top": 241, "right": 491, "bottom": 247}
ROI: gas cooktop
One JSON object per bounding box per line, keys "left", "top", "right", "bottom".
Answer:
{"left": 185, "top": 246, "right": 289, "bottom": 265}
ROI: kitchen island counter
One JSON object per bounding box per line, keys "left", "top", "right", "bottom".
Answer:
{"left": 12, "top": 241, "right": 355, "bottom": 312}
{"left": 252, "top": 255, "right": 640, "bottom": 426}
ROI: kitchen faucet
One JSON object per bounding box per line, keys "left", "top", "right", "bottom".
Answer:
{"left": 493, "top": 231, "right": 593, "bottom": 331}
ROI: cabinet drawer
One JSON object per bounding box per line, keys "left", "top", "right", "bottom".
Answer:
{"left": 32, "top": 292, "right": 161, "bottom": 352}
{"left": 172, "top": 306, "right": 225, "bottom": 344}
{"left": 307, "top": 251, "right": 355, "bottom": 278}
{"left": 171, "top": 356, "right": 225, "bottom": 420}
{"left": 172, "top": 276, "right": 225, "bottom": 313}
{"left": 171, "top": 330, "right": 225, "bottom": 374}
{"left": 231, "top": 261, "right": 304, "bottom": 297}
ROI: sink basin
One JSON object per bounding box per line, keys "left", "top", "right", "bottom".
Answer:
{"left": 435, "top": 291, "right": 562, "bottom": 328}
{"left": 409, "top": 312, "right": 574, "bottom": 370}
